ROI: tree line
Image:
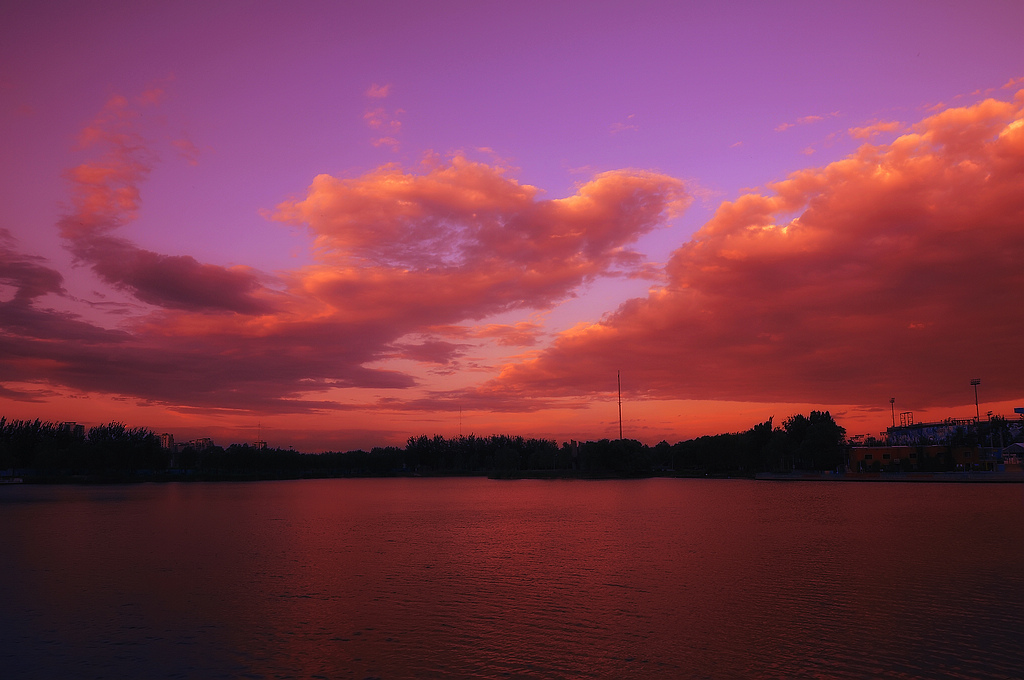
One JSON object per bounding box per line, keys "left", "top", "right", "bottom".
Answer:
{"left": 1, "top": 411, "right": 847, "bottom": 482}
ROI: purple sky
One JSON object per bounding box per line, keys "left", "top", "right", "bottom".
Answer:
{"left": 2, "top": 1, "right": 1023, "bottom": 450}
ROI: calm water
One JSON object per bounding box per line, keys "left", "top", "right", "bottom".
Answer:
{"left": 2, "top": 478, "right": 1022, "bottom": 679}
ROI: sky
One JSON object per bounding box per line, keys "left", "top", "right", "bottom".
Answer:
{"left": 2, "top": 0, "right": 1023, "bottom": 451}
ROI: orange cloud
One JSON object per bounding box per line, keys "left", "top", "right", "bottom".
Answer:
{"left": 166, "top": 160, "right": 682, "bottom": 409}
{"left": 268, "top": 161, "right": 689, "bottom": 372}
{"left": 276, "top": 157, "right": 688, "bottom": 277}
{"left": 480, "top": 92, "right": 1024, "bottom": 411}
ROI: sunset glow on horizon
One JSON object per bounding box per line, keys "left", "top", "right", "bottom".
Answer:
{"left": 2, "top": 1, "right": 1023, "bottom": 451}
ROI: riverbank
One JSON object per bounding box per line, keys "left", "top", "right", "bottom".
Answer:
{"left": 7, "top": 469, "right": 1023, "bottom": 485}
{"left": 755, "top": 471, "right": 1024, "bottom": 482}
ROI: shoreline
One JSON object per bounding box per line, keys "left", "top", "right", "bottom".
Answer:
{"left": 755, "top": 471, "right": 1024, "bottom": 483}
{"left": 6, "top": 469, "right": 1024, "bottom": 485}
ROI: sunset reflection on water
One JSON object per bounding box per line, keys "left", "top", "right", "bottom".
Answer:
{"left": 2, "top": 478, "right": 1022, "bottom": 679}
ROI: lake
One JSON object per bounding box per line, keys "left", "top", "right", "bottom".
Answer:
{"left": 2, "top": 478, "right": 1022, "bottom": 679}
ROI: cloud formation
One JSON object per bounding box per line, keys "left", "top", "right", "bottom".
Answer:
{"left": 366, "top": 83, "right": 391, "bottom": 99}
{"left": 275, "top": 157, "right": 689, "bottom": 320}
{"left": 363, "top": 84, "right": 403, "bottom": 150}
{"left": 610, "top": 114, "right": 638, "bottom": 134}
{"left": 848, "top": 120, "right": 903, "bottom": 139}
{"left": 775, "top": 112, "right": 838, "bottom": 132}
{"left": 0, "top": 229, "right": 65, "bottom": 302}
{"left": 57, "top": 93, "right": 276, "bottom": 315}
{"left": 2, "top": 92, "right": 689, "bottom": 414}
{"left": 481, "top": 92, "right": 1024, "bottom": 410}
{"left": 10, "top": 85, "right": 1023, "bottom": 427}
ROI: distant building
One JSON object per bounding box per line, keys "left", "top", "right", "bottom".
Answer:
{"left": 60, "top": 422, "right": 85, "bottom": 438}
{"left": 253, "top": 440, "right": 267, "bottom": 450}
{"left": 159, "top": 433, "right": 175, "bottom": 450}
{"left": 1002, "top": 443, "right": 1024, "bottom": 470}
{"left": 1004, "top": 442, "right": 1024, "bottom": 457}
{"left": 853, "top": 410, "right": 1024, "bottom": 473}
{"left": 885, "top": 418, "right": 974, "bottom": 446}
{"left": 849, "top": 444, "right": 987, "bottom": 472}
{"left": 189, "top": 437, "right": 214, "bottom": 449}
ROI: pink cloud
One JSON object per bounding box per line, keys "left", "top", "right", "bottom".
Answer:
{"left": 138, "top": 86, "right": 166, "bottom": 106}
{"left": 479, "top": 93, "right": 1024, "bottom": 411}
{"left": 474, "top": 322, "right": 544, "bottom": 347}
{"left": 363, "top": 107, "right": 401, "bottom": 131}
{"left": 776, "top": 112, "right": 838, "bottom": 133}
{"left": 371, "top": 135, "right": 400, "bottom": 151}
{"left": 848, "top": 120, "right": 903, "bottom": 139}
{"left": 363, "top": 106, "right": 403, "bottom": 149}
{"left": 609, "top": 114, "right": 638, "bottom": 134}
{"left": 423, "top": 322, "right": 544, "bottom": 347}
{"left": 172, "top": 137, "right": 201, "bottom": 165}
{"left": 366, "top": 83, "right": 391, "bottom": 98}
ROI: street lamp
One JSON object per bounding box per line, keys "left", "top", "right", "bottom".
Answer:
{"left": 971, "top": 378, "right": 981, "bottom": 421}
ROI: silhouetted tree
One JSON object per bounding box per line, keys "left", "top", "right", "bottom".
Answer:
{"left": 87, "top": 422, "right": 164, "bottom": 473}
{"left": 783, "top": 411, "right": 846, "bottom": 470}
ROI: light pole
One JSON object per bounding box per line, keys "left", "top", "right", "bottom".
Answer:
{"left": 617, "top": 370, "right": 622, "bottom": 440}
{"left": 971, "top": 378, "right": 981, "bottom": 421}
{"left": 889, "top": 397, "right": 895, "bottom": 428}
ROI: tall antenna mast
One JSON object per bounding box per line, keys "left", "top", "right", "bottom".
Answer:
{"left": 618, "top": 370, "right": 622, "bottom": 440}
{"left": 254, "top": 420, "right": 267, "bottom": 450}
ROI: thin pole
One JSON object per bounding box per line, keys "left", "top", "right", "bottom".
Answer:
{"left": 618, "top": 370, "right": 622, "bottom": 440}
{"left": 971, "top": 379, "right": 981, "bottom": 421}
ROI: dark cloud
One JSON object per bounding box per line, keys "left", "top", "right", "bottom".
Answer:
{"left": 57, "top": 93, "right": 275, "bottom": 315}
{"left": 84, "top": 237, "right": 275, "bottom": 314}
{"left": 391, "top": 340, "right": 467, "bottom": 365}
{"left": 0, "top": 228, "right": 65, "bottom": 302}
